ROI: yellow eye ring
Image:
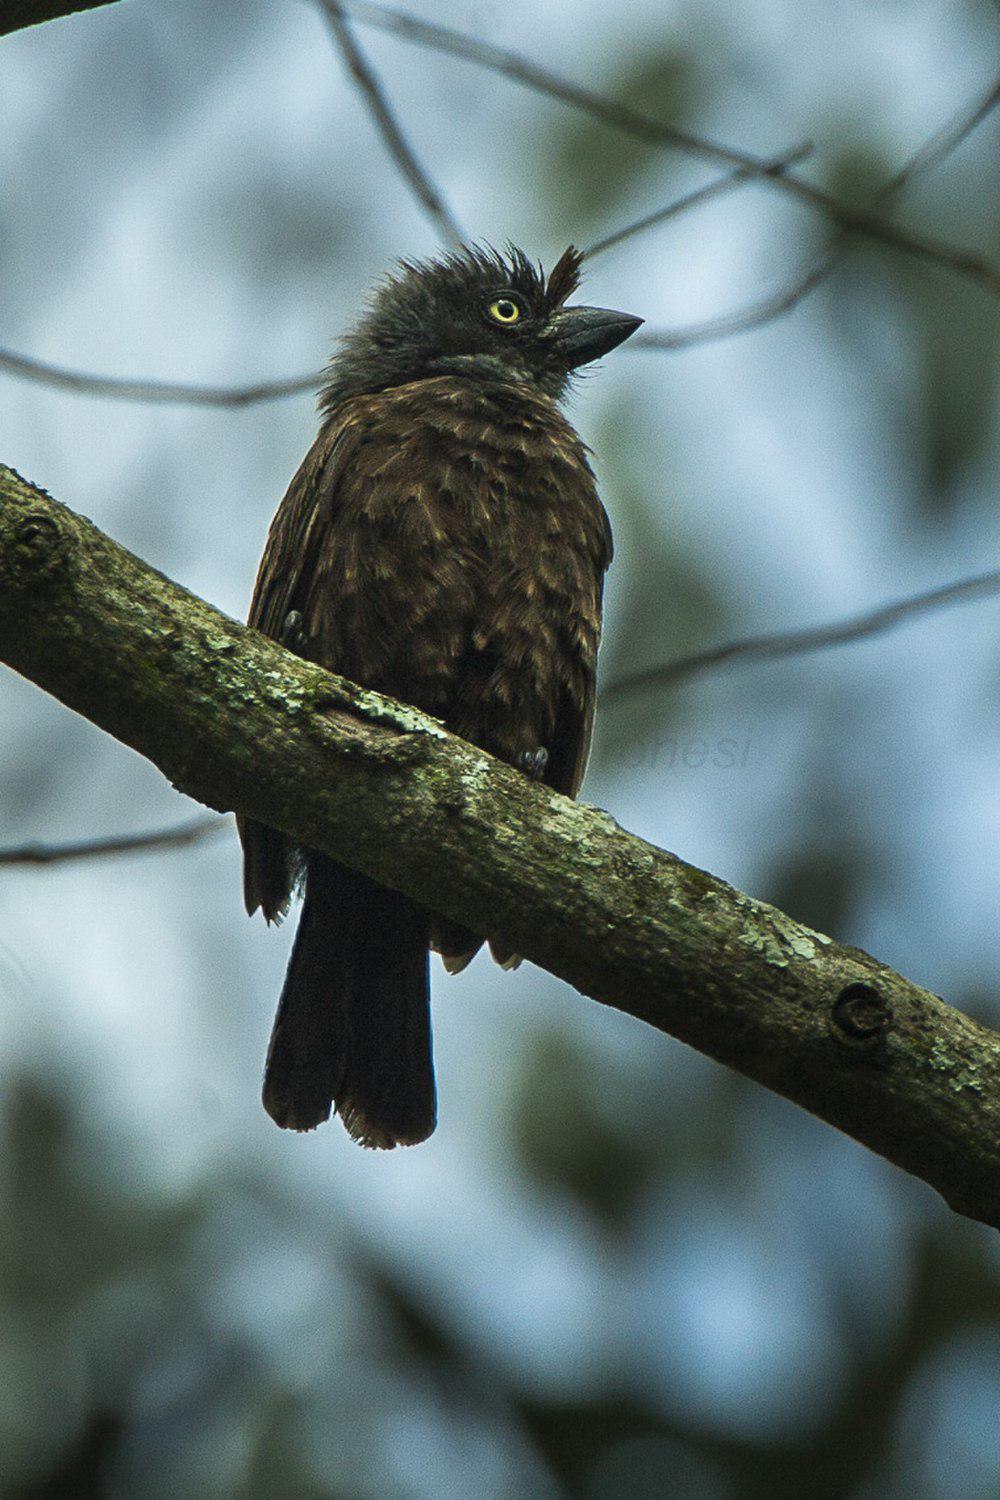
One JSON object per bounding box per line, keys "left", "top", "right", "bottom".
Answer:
{"left": 488, "top": 297, "right": 522, "bottom": 324}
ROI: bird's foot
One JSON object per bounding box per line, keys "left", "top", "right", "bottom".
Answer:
{"left": 518, "top": 746, "right": 549, "bottom": 781}
{"left": 281, "top": 610, "right": 310, "bottom": 655}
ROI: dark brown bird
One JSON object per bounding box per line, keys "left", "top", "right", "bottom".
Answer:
{"left": 241, "top": 244, "right": 641, "bottom": 1148}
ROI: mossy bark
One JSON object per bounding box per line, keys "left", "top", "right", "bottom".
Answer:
{"left": 1, "top": 463, "right": 999, "bottom": 1229}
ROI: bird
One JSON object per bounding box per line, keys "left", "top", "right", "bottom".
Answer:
{"left": 240, "top": 243, "right": 641, "bottom": 1149}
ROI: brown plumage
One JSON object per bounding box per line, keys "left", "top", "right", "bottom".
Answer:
{"left": 241, "top": 244, "right": 641, "bottom": 1148}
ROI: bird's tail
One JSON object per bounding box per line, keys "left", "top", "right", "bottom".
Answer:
{"left": 262, "top": 855, "right": 436, "bottom": 1148}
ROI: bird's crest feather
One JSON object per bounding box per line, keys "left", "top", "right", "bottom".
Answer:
{"left": 543, "top": 245, "right": 584, "bottom": 311}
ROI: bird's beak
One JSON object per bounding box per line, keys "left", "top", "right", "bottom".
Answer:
{"left": 546, "top": 305, "right": 644, "bottom": 367}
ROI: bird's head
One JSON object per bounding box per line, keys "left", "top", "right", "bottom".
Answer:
{"left": 321, "top": 244, "right": 642, "bottom": 410}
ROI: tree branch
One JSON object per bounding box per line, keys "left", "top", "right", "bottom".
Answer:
{"left": 0, "top": 0, "right": 120, "bottom": 35}
{"left": 9, "top": 565, "right": 1000, "bottom": 867}
{"left": 12, "top": 565, "right": 998, "bottom": 868}
{"left": 1, "top": 463, "right": 998, "bottom": 1227}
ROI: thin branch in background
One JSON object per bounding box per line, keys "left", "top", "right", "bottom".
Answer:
{"left": 317, "top": 0, "right": 464, "bottom": 245}
{"left": 582, "top": 144, "right": 813, "bottom": 260}
{"left": 632, "top": 255, "right": 836, "bottom": 349}
{"left": 344, "top": 0, "right": 761, "bottom": 171}
{"left": 883, "top": 74, "right": 1000, "bottom": 195}
{"left": 0, "top": 51, "right": 995, "bottom": 406}
{"left": 600, "top": 570, "right": 1000, "bottom": 703}
{"left": 775, "top": 174, "right": 999, "bottom": 291}
{"left": 3, "top": 71, "right": 989, "bottom": 408}
{"left": 0, "top": 346, "right": 319, "bottom": 405}
{"left": 634, "top": 73, "right": 1000, "bottom": 352}
{"left": 0, "top": 814, "right": 228, "bottom": 867}
{"left": 343, "top": 0, "right": 1000, "bottom": 293}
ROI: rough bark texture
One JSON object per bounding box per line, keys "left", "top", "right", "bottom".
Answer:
{"left": 1, "top": 462, "right": 998, "bottom": 1229}
{"left": 0, "top": 0, "right": 120, "bottom": 37}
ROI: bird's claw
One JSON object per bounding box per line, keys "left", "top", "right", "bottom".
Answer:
{"left": 282, "top": 610, "right": 309, "bottom": 654}
{"left": 518, "top": 746, "right": 549, "bottom": 781}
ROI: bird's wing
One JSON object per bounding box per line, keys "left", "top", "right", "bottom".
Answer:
{"left": 241, "top": 411, "right": 365, "bottom": 921}
{"left": 545, "top": 503, "right": 612, "bottom": 800}
{"left": 544, "top": 646, "right": 598, "bottom": 801}
{"left": 549, "top": 671, "right": 598, "bottom": 800}
{"left": 247, "top": 417, "right": 361, "bottom": 643}
{"left": 483, "top": 557, "right": 607, "bottom": 972}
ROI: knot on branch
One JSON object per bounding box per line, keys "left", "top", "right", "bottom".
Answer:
{"left": 4, "top": 509, "right": 72, "bottom": 585}
{"left": 832, "top": 981, "right": 892, "bottom": 1047}
{"left": 317, "top": 700, "right": 431, "bottom": 766}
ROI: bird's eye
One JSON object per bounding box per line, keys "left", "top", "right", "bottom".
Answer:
{"left": 488, "top": 297, "right": 522, "bottom": 325}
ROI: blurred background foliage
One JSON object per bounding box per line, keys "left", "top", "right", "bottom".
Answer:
{"left": 1, "top": 0, "right": 999, "bottom": 1495}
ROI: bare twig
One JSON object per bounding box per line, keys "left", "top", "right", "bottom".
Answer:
{"left": 601, "top": 570, "right": 1000, "bottom": 703}
{"left": 342, "top": 1, "right": 1000, "bottom": 294}
{"left": 343, "top": 0, "right": 758, "bottom": 169}
{"left": 317, "top": 0, "right": 463, "bottom": 245}
{"left": 881, "top": 75, "right": 1000, "bottom": 196}
{"left": 0, "top": 814, "right": 228, "bottom": 867}
{"left": 766, "top": 176, "right": 998, "bottom": 290}
{"left": 635, "top": 74, "right": 1000, "bottom": 352}
{"left": 583, "top": 145, "right": 813, "bottom": 260}
{"left": 0, "top": 347, "right": 319, "bottom": 405}
{"left": 1, "top": 55, "right": 995, "bottom": 407}
{"left": 631, "top": 256, "right": 836, "bottom": 350}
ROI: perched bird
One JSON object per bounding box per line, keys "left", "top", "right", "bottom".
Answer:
{"left": 241, "top": 244, "right": 641, "bottom": 1148}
